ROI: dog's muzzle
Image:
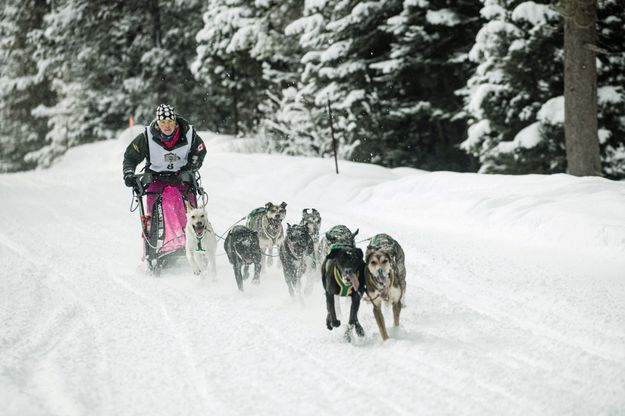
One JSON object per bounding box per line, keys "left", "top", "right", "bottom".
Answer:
{"left": 373, "top": 269, "right": 391, "bottom": 297}
{"left": 343, "top": 270, "right": 360, "bottom": 291}
{"left": 193, "top": 223, "right": 205, "bottom": 236}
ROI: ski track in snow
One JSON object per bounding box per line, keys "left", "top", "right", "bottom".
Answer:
{"left": 1, "top": 136, "right": 625, "bottom": 415}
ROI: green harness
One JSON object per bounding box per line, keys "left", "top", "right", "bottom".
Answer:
{"left": 247, "top": 207, "right": 266, "bottom": 219}
{"left": 322, "top": 264, "right": 353, "bottom": 297}
{"left": 195, "top": 234, "right": 206, "bottom": 252}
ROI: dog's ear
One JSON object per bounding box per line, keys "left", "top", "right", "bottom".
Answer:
{"left": 312, "top": 208, "right": 318, "bottom": 215}
{"left": 280, "top": 201, "right": 287, "bottom": 208}
{"left": 302, "top": 208, "right": 309, "bottom": 215}
{"left": 265, "top": 202, "right": 273, "bottom": 209}
{"left": 286, "top": 222, "right": 292, "bottom": 230}
{"left": 356, "top": 248, "right": 364, "bottom": 260}
{"left": 185, "top": 200, "right": 192, "bottom": 211}
{"left": 352, "top": 228, "right": 359, "bottom": 238}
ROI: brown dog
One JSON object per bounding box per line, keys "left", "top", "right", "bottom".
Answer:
{"left": 364, "top": 234, "right": 406, "bottom": 341}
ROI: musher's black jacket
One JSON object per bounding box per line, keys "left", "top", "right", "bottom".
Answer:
{"left": 122, "top": 116, "right": 207, "bottom": 177}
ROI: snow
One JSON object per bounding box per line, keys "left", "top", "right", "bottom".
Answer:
{"left": 2, "top": 131, "right": 625, "bottom": 415}
{"left": 537, "top": 96, "right": 564, "bottom": 125}
{"left": 461, "top": 119, "right": 491, "bottom": 151}
{"left": 497, "top": 121, "right": 542, "bottom": 153}
{"left": 426, "top": 9, "right": 461, "bottom": 26}
{"left": 598, "top": 85, "right": 623, "bottom": 106}
{"left": 467, "top": 83, "right": 504, "bottom": 117}
{"left": 480, "top": 0, "right": 506, "bottom": 20}
{"left": 511, "top": 2, "right": 559, "bottom": 26}
{"left": 320, "top": 40, "right": 351, "bottom": 62}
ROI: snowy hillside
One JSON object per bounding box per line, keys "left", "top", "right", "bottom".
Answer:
{"left": 1, "top": 129, "right": 625, "bottom": 416}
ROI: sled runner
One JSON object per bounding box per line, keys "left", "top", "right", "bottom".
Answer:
{"left": 130, "top": 170, "right": 207, "bottom": 276}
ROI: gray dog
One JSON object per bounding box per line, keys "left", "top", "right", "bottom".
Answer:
{"left": 246, "top": 202, "right": 287, "bottom": 270}
{"left": 364, "top": 234, "right": 406, "bottom": 340}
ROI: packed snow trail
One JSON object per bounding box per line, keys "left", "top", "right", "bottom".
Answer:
{"left": 1, "top": 131, "right": 624, "bottom": 415}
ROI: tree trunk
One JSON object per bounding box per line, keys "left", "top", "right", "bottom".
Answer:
{"left": 232, "top": 67, "right": 239, "bottom": 136}
{"left": 150, "top": 0, "right": 161, "bottom": 48}
{"left": 563, "top": 0, "right": 602, "bottom": 176}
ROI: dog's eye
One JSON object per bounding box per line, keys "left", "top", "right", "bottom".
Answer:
{"left": 191, "top": 215, "right": 195, "bottom": 219}
{"left": 382, "top": 259, "right": 388, "bottom": 264}
{"left": 371, "top": 260, "right": 377, "bottom": 266}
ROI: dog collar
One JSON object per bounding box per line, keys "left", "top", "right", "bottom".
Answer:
{"left": 333, "top": 266, "right": 353, "bottom": 297}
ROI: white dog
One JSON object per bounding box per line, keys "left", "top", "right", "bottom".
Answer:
{"left": 185, "top": 202, "right": 217, "bottom": 279}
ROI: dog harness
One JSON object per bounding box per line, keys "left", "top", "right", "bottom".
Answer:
{"left": 194, "top": 233, "right": 206, "bottom": 252}
{"left": 333, "top": 266, "right": 353, "bottom": 297}
{"left": 370, "top": 234, "right": 391, "bottom": 246}
{"left": 248, "top": 207, "right": 282, "bottom": 246}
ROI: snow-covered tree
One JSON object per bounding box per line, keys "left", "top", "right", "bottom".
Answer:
{"left": 595, "top": 0, "right": 625, "bottom": 178}
{"left": 27, "top": 0, "right": 207, "bottom": 167}
{"left": 283, "top": 0, "right": 402, "bottom": 160}
{"left": 371, "top": 0, "right": 481, "bottom": 170}
{"left": 461, "top": 0, "right": 625, "bottom": 177}
{"left": 0, "top": 0, "right": 53, "bottom": 172}
{"left": 193, "top": 0, "right": 277, "bottom": 134}
{"left": 119, "top": 0, "right": 207, "bottom": 127}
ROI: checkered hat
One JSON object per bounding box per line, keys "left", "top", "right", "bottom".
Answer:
{"left": 156, "top": 104, "right": 176, "bottom": 121}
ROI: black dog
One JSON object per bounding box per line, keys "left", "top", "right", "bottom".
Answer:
{"left": 321, "top": 244, "right": 366, "bottom": 342}
{"left": 279, "top": 223, "right": 316, "bottom": 297}
{"left": 224, "top": 225, "right": 262, "bottom": 291}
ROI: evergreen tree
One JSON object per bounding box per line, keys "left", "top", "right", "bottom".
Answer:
{"left": 285, "top": 0, "right": 402, "bottom": 160}
{"left": 0, "top": 0, "right": 53, "bottom": 172}
{"left": 460, "top": 0, "right": 564, "bottom": 174}
{"left": 461, "top": 0, "right": 625, "bottom": 177}
{"left": 192, "top": 0, "right": 271, "bottom": 135}
{"left": 120, "top": 0, "right": 208, "bottom": 127}
{"left": 24, "top": 0, "right": 207, "bottom": 168}
{"left": 372, "top": 0, "right": 481, "bottom": 170}
{"left": 595, "top": 0, "right": 625, "bottom": 178}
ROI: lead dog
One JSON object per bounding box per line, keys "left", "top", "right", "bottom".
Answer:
{"left": 364, "top": 234, "right": 406, "bottom": 340}
{"left": 279, "top": 223, "right": 316, "bottom": 298}
{"left": 185, "top": 202, "right": 217, "bottom": 279}
{"left": 321, "top": 244, "right": 366, "bottom": 342}
{"left": 246, "top": 202, "right": 287, "bottom": 270}
{"left": 224, "top": 225, "right": 262, "bottom": 291}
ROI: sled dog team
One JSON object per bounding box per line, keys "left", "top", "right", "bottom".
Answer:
{"left": 186, "top": 201, "right": 406, "bottom": 342}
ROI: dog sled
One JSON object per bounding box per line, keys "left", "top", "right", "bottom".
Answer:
{"left": 129, "top": 170, "right": 207, "bottom": 276}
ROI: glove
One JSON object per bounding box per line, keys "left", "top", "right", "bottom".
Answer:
{"left": 124, "top": 172, "right": 137, "bottom": 188}
{"left": 178, "top": 169, "right": 195, "bottom": 186}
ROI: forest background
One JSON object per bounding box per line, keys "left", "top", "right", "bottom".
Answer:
{"left": 1, "top": 0, "right": 623, "bottom": 177}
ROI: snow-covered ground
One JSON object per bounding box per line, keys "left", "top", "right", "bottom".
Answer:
{"left": 2, "top": 129, "right": 625, "bottom": 416}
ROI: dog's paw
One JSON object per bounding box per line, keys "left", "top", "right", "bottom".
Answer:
{"left": 252, "top": 278, "right": 260, "bottom": 285}
{"left": 193, "top": 267, "right": 202, "bottom": 276}
{"left": 326, "top": 316, "right": 341, "bottom": 331}
{"left": 354, "top": 322, "right": 365, "bottom": 337}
